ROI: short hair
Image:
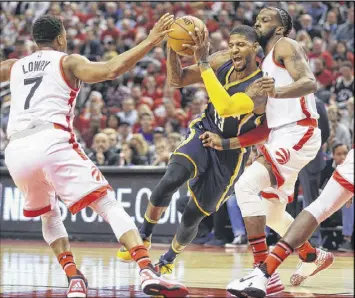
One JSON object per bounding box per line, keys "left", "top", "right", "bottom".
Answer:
{"left": 32, "top": 15, "right": 63, "bottom": 44}
{"left": 274, "top": 7, "right": 293, "bottom": 36}
{"left": 140, "top": 112, "right": 152, "bottom": 119}
{"left": 332, "top": 143, "right": 349, "bottom": 153}
{"left": 341, "top": 61, "right": 353, "bottom": 69}
{"left": 230, "top": 25, "right": 258, "bottom": 43}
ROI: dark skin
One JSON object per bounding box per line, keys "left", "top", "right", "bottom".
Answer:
{"left": 254, "top": 8, "right": 317, "bottom": 98}
{"left": 0, "top": 13, "right": 174, "bottom": 271}
{"left": 146, "top": 28, "right": 268, "bottom": 225}
{"left": 202, "top": 8, "right": 318, "bottom": 241}
{"left": 167, "top": 27, "right": 267, "bottom": 113}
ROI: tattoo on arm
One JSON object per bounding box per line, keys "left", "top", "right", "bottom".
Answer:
{"left": 167, "top": 47, "right": 182, "bottom": 86}
{"left": 288, "top": 50, "right": 315, "bottom": 82}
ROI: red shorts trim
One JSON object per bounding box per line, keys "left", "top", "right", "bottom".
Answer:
{"left": 23, "top": 204, "right": 51, "bottom": 217}
{"left": 260, "top": 191, "right": 294, "bottom": 204}
{"left": 333, "top": 171, "right": 354, "bottom": 194}
{"left": 54, "top": 123, "right": 88, "bottom": 160}
{"left": 69, "top": 185, "right": 110, "bottom": 215}
{"left": 259, "top": 145, "right": 285, "bottom": 188}
{"left": 293, "top": 126, "right": 315, "bottom": 151}
{"left": 300, "top": 96, "right": 312, "bottom": 118}
{"left": 260, "top": 191, "right": 279, "bottom": 200}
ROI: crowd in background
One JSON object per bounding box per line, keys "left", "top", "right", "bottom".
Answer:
{"left": 0, "top": 2, "right": 353, "bottom": 250}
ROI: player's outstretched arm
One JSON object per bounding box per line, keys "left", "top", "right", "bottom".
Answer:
{"left": 200, "top": 119, "right": 271, "bottom": 151}
{"left": 261, "top": 38, "right": 317, "bottom": 98}
{"left": 0, "top": 59, "right": 18, "bottom": 82}
{"left": 167, "top": 46, "right": 229, "bottom": 88}
{"left": 64, "top": 13, "right": 174, "bottom": 84}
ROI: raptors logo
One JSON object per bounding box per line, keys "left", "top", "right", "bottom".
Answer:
{"left": 91, "top": 166, "right": 104, "bottom": 182}
{"left": 275, "top": 148, "right": 291, "bottom": 165}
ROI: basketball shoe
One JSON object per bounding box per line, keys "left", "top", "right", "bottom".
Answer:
{"left": 265, "top": 271, "right": 284, "bottom": 296}
{"left": 227, "top": 269, "right": 283, "bottom": 297}
{"left": 154, "top": 255, "right": 175, "bottom": 274}
{"left": 116, "top": 234, "right": 151, "bottom": 262}
{"left": 227, "top": 267, "right": 268, "bottom": 298}
{"left": 140, "top": 264, "right": 188, "bottom": 297}
{"left": 67, "top": 269, "right": 88, "bottom": 298}
{"left": 290, "top": 248, "right": 334, "bottom": 286}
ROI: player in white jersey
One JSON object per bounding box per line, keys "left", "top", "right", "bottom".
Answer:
{"left": 0, "top": 14, "right": 189, "bottom": 298}
{"left": 183, "top": 7, "right": 334, "bottom": 296}
{"left": 224, "top": 7, "right": 334, "bottom": 296}
{"left": 227, "top": 149, "right": 354, "bottom": 297}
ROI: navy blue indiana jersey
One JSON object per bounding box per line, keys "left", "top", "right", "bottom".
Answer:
{"left": 201, "top": 60, "right": 265, "bottom": 139}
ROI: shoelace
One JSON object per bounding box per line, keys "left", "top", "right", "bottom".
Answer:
{"left": 156, "top": 258, "right": 173, "bottom": 274}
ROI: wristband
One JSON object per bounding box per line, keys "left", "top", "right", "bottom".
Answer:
{"left": 221, "top": 139, "right": 231, "bottom": 150}
{"left": 198, "top": 60, "right": 210, "bottom": 66}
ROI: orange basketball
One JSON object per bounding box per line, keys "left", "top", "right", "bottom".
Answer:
{"left": 167, "top": 16, "right": 206, "bottom": 57}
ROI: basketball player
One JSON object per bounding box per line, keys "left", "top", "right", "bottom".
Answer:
{"left": 0, "top": 14, "right": 189, "bottom": 298}
{"left": 118, "top": 25, "right": 286, "bottom": 295}
{"left": 228, "top": 149, "right": 354, "bottom": 297}
{"left": 195, "top": 7, "right": 334, "bottom": 295}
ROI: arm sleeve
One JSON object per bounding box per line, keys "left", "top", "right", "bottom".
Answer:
{"left": 201, "top": 68, "right": 254, "bottom": 117}
{"left": 238, "top": 119, "right": 271, "bottom": 148}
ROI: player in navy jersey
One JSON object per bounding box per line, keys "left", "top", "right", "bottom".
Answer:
{"left": 117, "top": 25, "right": 270, "bottom": 269}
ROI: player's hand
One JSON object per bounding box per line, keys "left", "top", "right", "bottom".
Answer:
{"left": 147, "top": 13, "right": 175, "bottom": 46}
{"left": 245, "top": 78, "right": 268, "bottom": 107}
{"left": 199, "top": 131, "right": 223, "bottom": 150}
{"left": 258, "top": 77, "right": 276, "bottom": 97}
{"left": 183, "top": 27, "right": 210, "bottom": 63}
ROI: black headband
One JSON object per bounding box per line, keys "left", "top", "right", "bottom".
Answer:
{"left": 274, "top": 7, "right": 288, "bottom": 28}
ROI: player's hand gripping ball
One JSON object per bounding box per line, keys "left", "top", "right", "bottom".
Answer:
{"left": 167, "top": 16, "right": 206, "bottom": 57}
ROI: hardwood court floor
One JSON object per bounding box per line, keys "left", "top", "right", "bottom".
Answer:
{"left": 0, "top": 240, "right": 353, "bottom": 297}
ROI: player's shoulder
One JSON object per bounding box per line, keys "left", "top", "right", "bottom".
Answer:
{"left": 209, "top": 50, "right": 230, "bottom": 71}
{"left": 62, "top": 54, "right": 88, "bottom": 69}
{"left": 275, "top": 37, "right": 301, "bottom": 52}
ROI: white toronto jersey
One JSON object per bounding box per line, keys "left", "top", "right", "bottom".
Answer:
{"left": 7, "top": 50, "right": 79, "bottom": 138}
{"left": 262, "top": 39, "right": 319, "bottom": 128}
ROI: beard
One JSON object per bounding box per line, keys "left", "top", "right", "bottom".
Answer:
{"left": 258, "top": 27, "right": 276, "bottom": 48}
{"left": 235, "top": 55, "right": 250, "bottom": 72}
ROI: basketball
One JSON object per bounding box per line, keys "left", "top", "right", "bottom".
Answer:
{"left": 167, "top": 16, "right": 206, "bottom": 57}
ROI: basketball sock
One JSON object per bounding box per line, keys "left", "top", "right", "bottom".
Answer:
{"left": 296, "top": 241, "right": 317, "bottom": 262}
{"left": 260, "top": 240, "right": 294, "bottom": 278}
{"left": 248, "top": 233, "right": 268, "bottom": 266}
{"left": 163, "top": 244, "right": 181, "bottom": 263}
{"left": 58, "top": 251, "right": 77, "bottom": 277}
{"left": 139, "top": 214, "right": 158, "bottom": 238}
{"left": 129, "top": 245, "right": 152, "bottom": 270}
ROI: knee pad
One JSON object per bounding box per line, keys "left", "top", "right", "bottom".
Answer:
{"left": 180, "top": 200, "right": 206, "bottom": 228}
{"left": 262, "top": 198, "right": 294, "bottom": 237}
{"left": 305, "top": 177, "right": 353, "bottom": 224}
{"left": 41, "top": 203, "right": 68, "bottom": 245}
{"left": 150, "top": 162, "right": 191, "bottom": 207}
{"left": 176, "top": 200, "right": 206, "bottom": 246}
{"left": 90, "top": 190, "right": 137, "bottom": 240}
{"left": 235, "top": 161, "right": 271, "bottom": 218}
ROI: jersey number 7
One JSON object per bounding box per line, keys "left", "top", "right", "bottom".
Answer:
{"left": 24, "top": 76, "right": 43, "bottom": 109}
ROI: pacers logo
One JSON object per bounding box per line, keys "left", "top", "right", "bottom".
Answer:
{"left": 275, "top": 148, "right": 290, "bottom": 165}
{"left": 91, "top": 166, "right": 104, "bottom": 182}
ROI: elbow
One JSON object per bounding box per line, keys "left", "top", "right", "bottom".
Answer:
{"left": 168, "top": 79, "right": 183, "bottom": 88}
{"left": 106, "top": 71, "right": 118, "bottom": 80}
{"left": 216, "top": 107, "right": 229, "bottom": 118}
